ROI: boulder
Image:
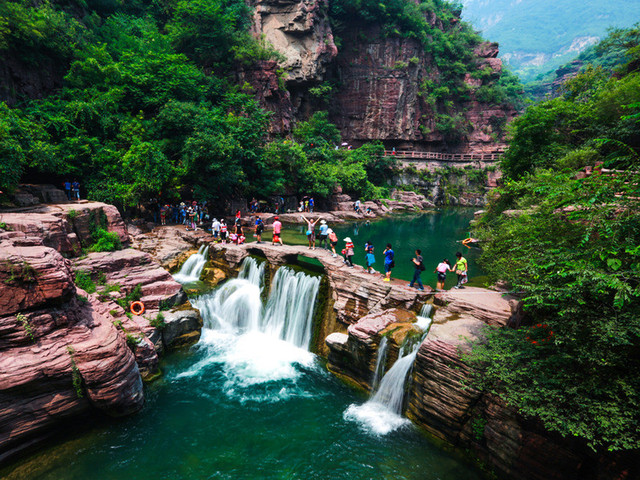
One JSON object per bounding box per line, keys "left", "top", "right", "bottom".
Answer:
{"left": 162, "top": 309, "right": 203, "bottom": 351}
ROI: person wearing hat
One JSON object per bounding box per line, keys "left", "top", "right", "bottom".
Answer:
{"left": 318, "top": 219, "right": 329, "bottom": 250}
{"left": 272, "top": 216, "right": 283, "bottom": 246}
{"left": 343, "top": 237, "right": 355, "bottom": 267}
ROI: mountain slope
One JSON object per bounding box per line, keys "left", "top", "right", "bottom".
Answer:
{"left": 460, "top": 0, "right": 640, "bottom": 81}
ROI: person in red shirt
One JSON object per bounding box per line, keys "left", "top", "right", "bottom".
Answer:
{"left": 272, "top": 216, "right": 283, "bottom": 246}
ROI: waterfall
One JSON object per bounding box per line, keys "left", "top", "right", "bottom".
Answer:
{"left": 238, "top": 256, "right": 265, "bottom": 288}
{"left": 262, "top": 267, "right": 321, "bottom": 349}
{"left": 173, "top": 245, "right": 209, "bottom": 284}
{"left": 193, "top": 258, "right": 321, "bottom": 350}
{"left": 344, "top": 303, "right": 433, "bottom": 434}
{"left": 371, "top": 336, "right": 389, "bottom": 393}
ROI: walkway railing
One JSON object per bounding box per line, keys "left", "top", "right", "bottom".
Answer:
{"left": 383, "top": 150, "right": 504, "bottom": 161}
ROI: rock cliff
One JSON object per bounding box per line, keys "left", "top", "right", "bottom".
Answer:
{"left": 0, "top": 202, "right": 202, "bottom": 463}
{"left": 247, "top": 1, "right": 516, "bottom": 153}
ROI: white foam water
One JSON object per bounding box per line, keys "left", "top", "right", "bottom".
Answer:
{"left": 173, "top": 245, "right": 210, "bottom": 284}
{"left": 188, "top": 258, "right": 321, "bottom": 400}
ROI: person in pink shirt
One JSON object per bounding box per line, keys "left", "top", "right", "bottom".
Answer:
{"left": 272, "top": 216, "right": 283, "bottom": 246}
{"left": 435, "top": 259, "right": 452, "bottom": 291}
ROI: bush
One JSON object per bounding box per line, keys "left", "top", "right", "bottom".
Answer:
{"left": 74, "top": 270, "right": 96, "bottom": 294}
{"left": 150, "top": 313, "right": 166, "bottom": 330}
{"left": 90, "top": 229, "right": 122, "bottom": 252}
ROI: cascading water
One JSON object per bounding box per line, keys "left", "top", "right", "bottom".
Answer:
{"left": 173, "top": 245, "right": 209, "bottom": 284}
{"left": 185, "top": 257, "right": 322, "bottom": 400}
{"left": 344, "top": 303, "right": 433, "bottom": 435}
{"left": 371, "top": 336, "right": 389, "bottom": 392}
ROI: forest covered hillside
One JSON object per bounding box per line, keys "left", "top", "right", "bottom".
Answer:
{"left": 460, "top": 0, "right": 640, "bottom": 81}
{"left": 470, "top": 25, "right": 640, "bottom": 457}
{"left": 0, "top": 0, "right": 520, "bottom": 210}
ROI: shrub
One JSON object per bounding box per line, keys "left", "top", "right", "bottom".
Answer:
{"left": 150, "top": 313, "right": 166, "bottom": 330}
{"left": 90, "top": 229, "right": 122, "bottom": 252}
{"left": 74, "top": 270, "right": 96, "bottom": 294}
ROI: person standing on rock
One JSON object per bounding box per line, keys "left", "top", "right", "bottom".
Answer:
{"left": 318, "top": 220, "right": 329, "bottom": 249}
{"left": 383, "top": 243, "right": 395, "bottom": 282}
{"left": 302, "top": 215, "right": 319, "bottom": 250}
{"left": 255, "top": 217, "right": 264, "bottom": 243}
{"left": 343, "top": 237, "right": 355, "bottom": 267}
{"left": 309, "top": 197, "right": 314, "bottom": 213}
{"left": 327, "top": 228, "right": 338, "bottom": 257}
{"left": 63, "top": 180, "right": 71, "bottom": 200}
{"left": 272, "top": 216, "right": 283, "bottom": 246}
{"left": 408, "top": 249, "right": 425, "bottom": 291}
{"left": 435, "top": 259, "right": 451, "bottom": 291}
{"left": 72, "top": 180, "right": 80, "bottom": 201}
{"left": 220, "top": 219, "right": 228, "bottom": 244}
{"left": 454, "top": 251, "right": 468, "bottom": 289}
{"left": 365, "top": 241, "right": 375, "bottom": 273}
{"left": 212, "top": 218, "right": 221, "bottom": 241}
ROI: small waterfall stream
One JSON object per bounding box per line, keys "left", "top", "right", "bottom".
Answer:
{"left": 345, "top": 304, "right": 433, "bottom": 434}
{"left": 173, "top": 245, "right": 209, "bottom": 283}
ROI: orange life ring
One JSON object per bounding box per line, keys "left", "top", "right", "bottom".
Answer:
{"left": 130, "top": 301, "right": 145, "bottom": 316}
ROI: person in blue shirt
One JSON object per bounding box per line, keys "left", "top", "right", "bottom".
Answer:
{"left": 63, "top": 181, "right": 71, "bottom": 200}
{"left": 309, "top": 197, "right": 314, "bottom": 213}
{"left": 383, "top": 243, "right": 394, "bottom": 282}
{"left": 318, "top": 220, "right": 329, "bottom": 249}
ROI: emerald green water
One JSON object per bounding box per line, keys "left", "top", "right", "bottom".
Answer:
{"left": 3, "top": 209, "right": 484, "bottom": 480}
{"left": 283, "top": 208, "right": 485, "bottom": 289}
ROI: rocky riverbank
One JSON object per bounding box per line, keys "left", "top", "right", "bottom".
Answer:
{"left": 0, "top": 202, "right": 202, "bottom": 464}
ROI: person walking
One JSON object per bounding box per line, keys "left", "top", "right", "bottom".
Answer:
{"left": 383, "top": 243, "right": 395, "bottom": 282}
{"left": 435, "top": 259, "right": 451, "bottom": 291}
{"left": 318, "top": 220, "right": 329, "bottom": 249}
{"left": 309, "top": 197, "right": 314, "bottom": 213}
{"left": 343, "top": 237, "right": 355, "bottom": 267}
{"left": 454, "top": 251, "right": 468, "bottom": 289}
{"left": 255, "top": 217, "right": 264, "bottom": 243}
{"left": 212, "top": 218, "right": 221, "bottom": 241}
{"left": 408, "top": 249, "right": 425, "bottom": 290}
{"left": 189, "top": 208, "right": 197, "bottom": 230}
{"left": 63, "top": 181, "right": 71, "bottom": 201}
{"left": 327, "top": 228, "right": 338, "bottom": 257}
{"left": 71, "top": 180, "right": 80, "bottom": 201}
{"left": 272, "top": 216, "right": 283, "bottom": 246}
{"left": 302, "top": 215, "right": 318, "bottom": 249}
{"left": 364, "top": 241, "right": 375, "bottom": 273}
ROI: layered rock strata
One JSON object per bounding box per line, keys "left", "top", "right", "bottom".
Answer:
{"left": 0, "top": 203, "right": 202, "bottom": 463}
{"left": 0, "top": 240, "right": 143, "bottom": 464}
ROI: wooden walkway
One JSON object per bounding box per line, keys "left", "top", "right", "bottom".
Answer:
{"left": 383, "top": 150, "right": 504, "bottom": 162}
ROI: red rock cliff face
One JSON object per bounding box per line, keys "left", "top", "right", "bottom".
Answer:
{"left": 327, "top": 26, "right": 515, "bottom": 153}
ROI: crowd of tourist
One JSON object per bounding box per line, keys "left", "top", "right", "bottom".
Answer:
{"left": 150, "top": 199, "right": 468, "bottom": 291}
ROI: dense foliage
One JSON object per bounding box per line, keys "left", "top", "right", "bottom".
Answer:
{"left": 0, "top": 0, "right": 397, "bottom": 207}
{"left": 469, "top": 28, "right": 640, "bottom": 451}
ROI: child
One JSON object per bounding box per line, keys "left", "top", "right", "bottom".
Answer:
{"left": 344, "top": 237, "right": 355, "bottom": 267}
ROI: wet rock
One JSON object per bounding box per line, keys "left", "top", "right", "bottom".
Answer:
{"left": 326, "top": 308, "right": 419, "bottom": 391}
{"left": 162, "top": 309, "right": 203, "bottom": 351}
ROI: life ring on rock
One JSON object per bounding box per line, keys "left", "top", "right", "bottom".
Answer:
{"left": 130, "top": 301, "right": 145, "bottom": 316}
